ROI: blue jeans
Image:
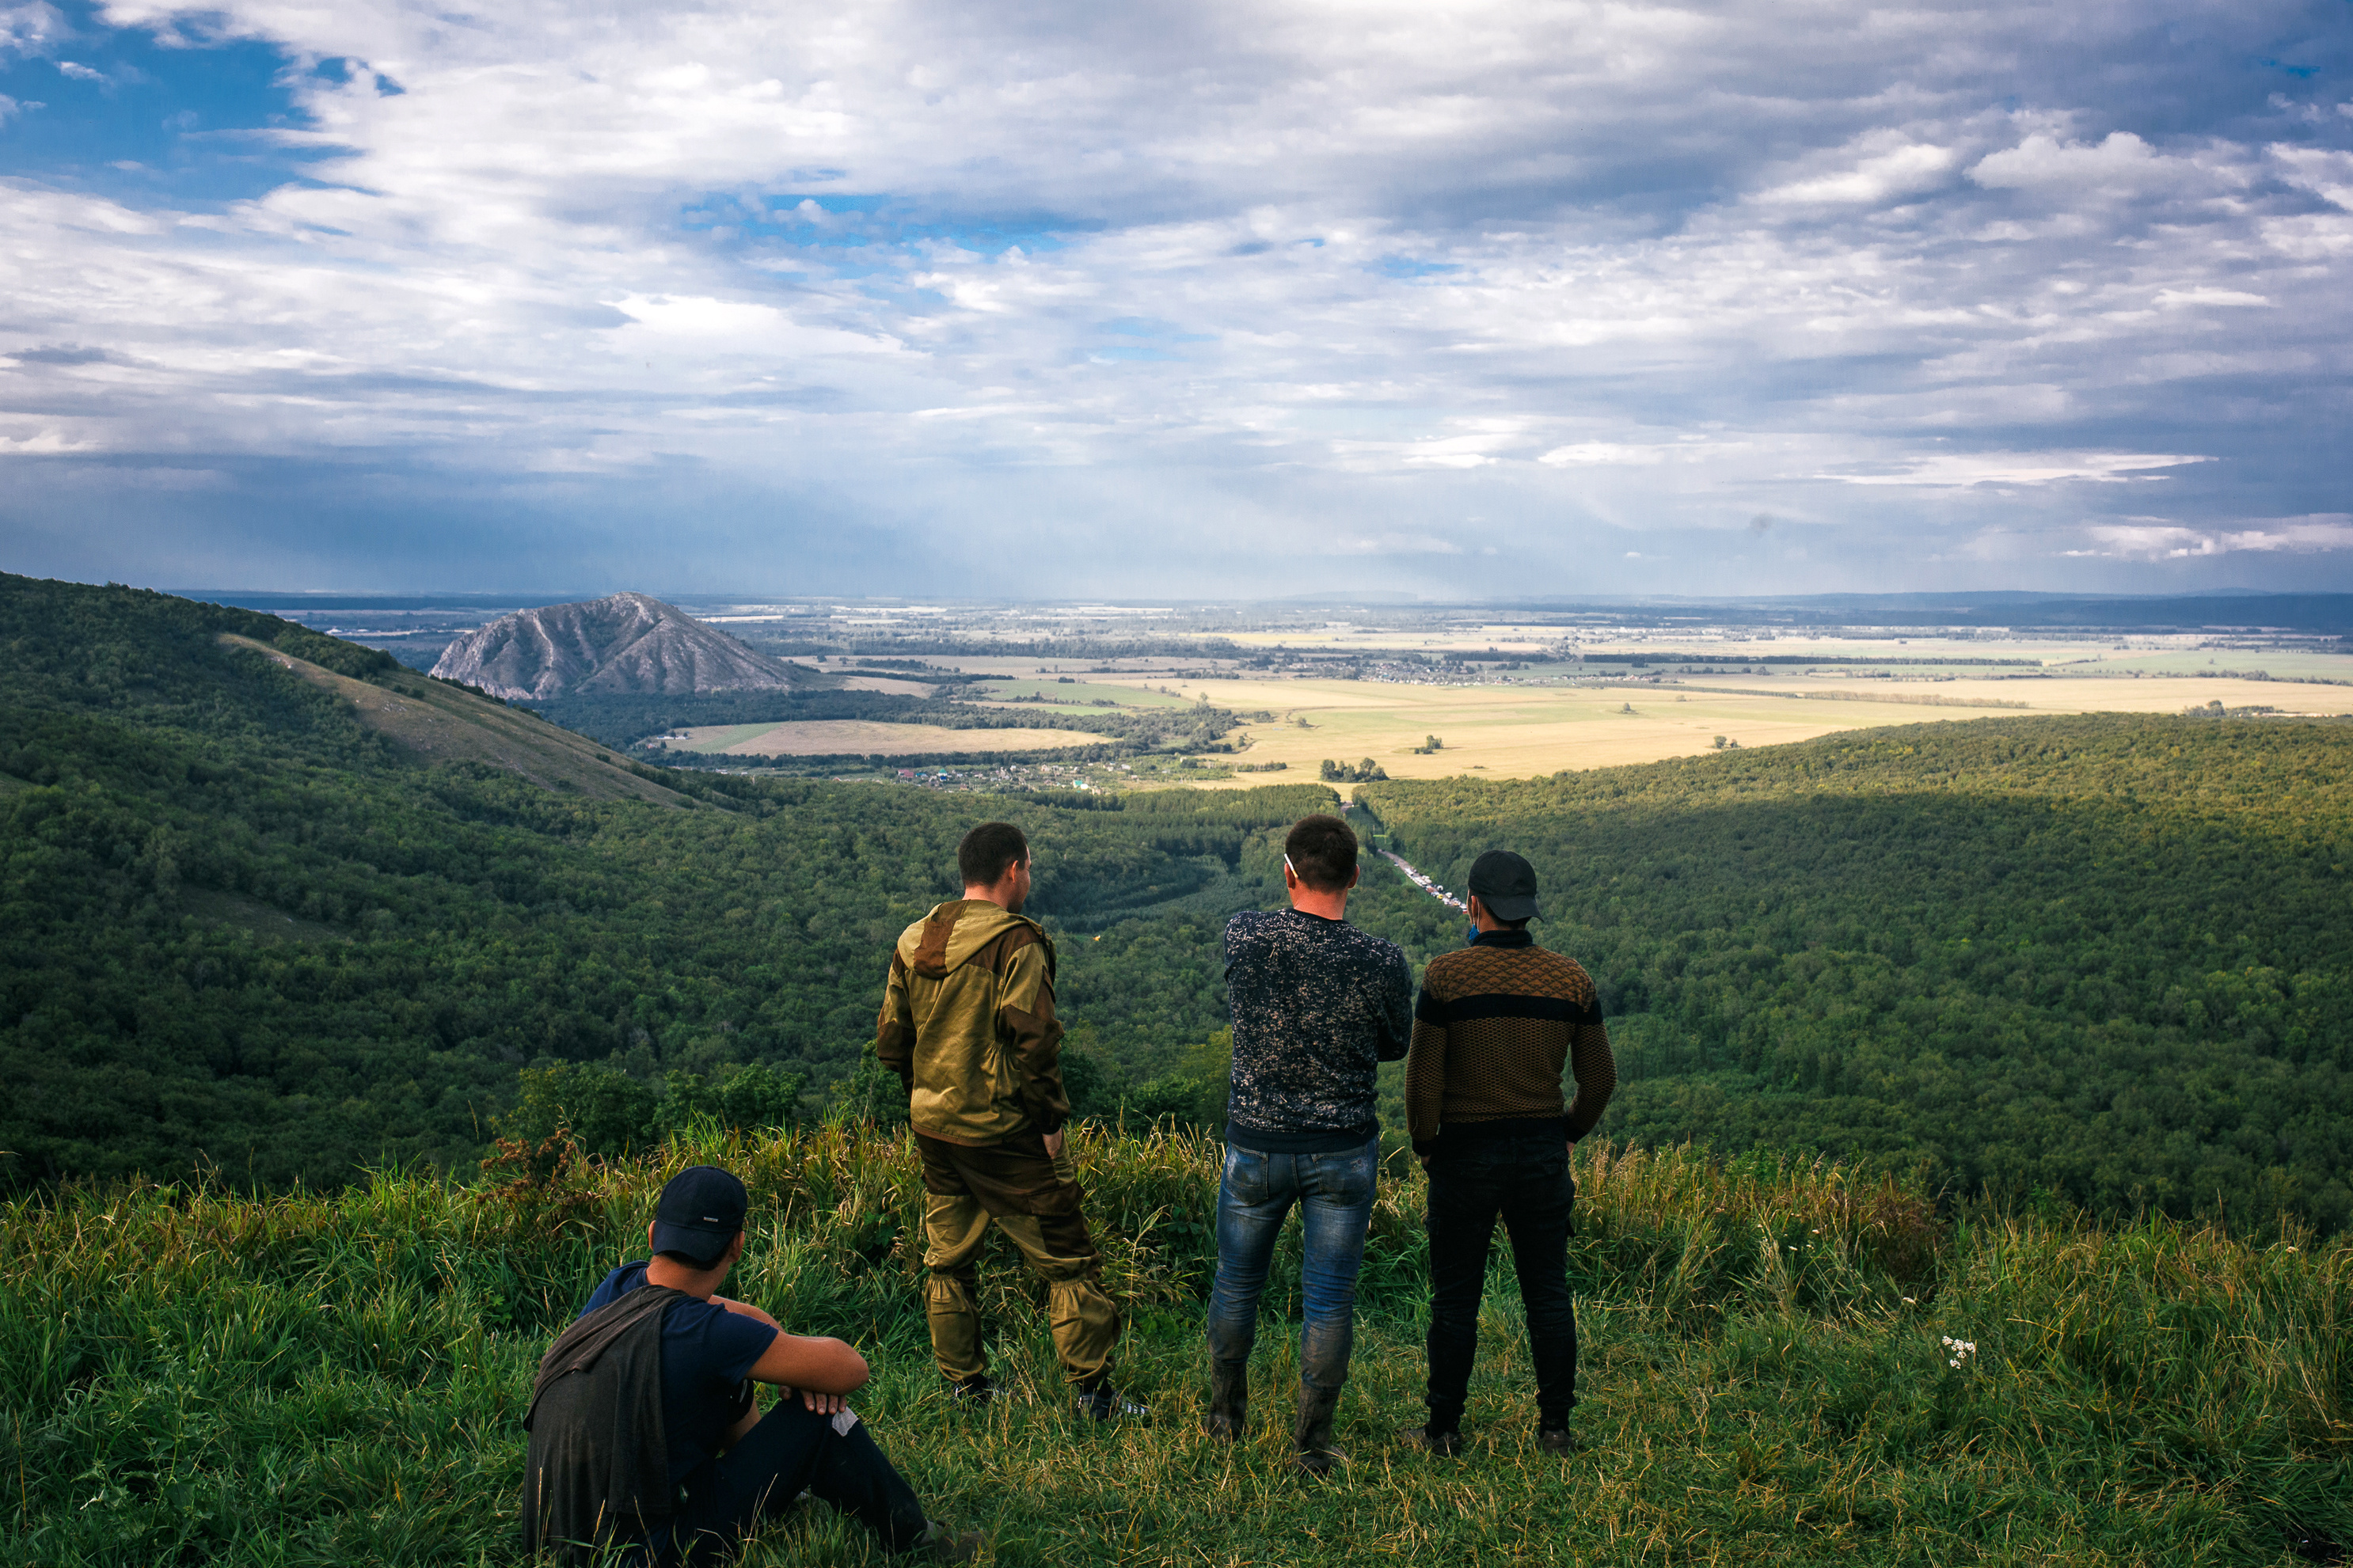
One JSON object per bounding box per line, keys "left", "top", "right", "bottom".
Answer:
{"left": 1205, "top": 1139, "right": 1380, "bottom": 1392}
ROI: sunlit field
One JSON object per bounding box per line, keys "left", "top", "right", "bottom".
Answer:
{"left": 675, "top": 721, "right": 1092, "bottom": 756}
{"left": 1049, "top": 672, "right": 2343, "bottom": 782}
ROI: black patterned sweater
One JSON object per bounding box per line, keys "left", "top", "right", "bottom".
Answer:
{"left": 1403, "top": 928, "right": 1617, "bottom": 1156}
{"left": 1221, "top": 908, "right": 1413, "bottom": 1152}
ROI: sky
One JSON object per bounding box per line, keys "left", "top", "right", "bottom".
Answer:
{"left": 1, "top": 0, "right": 2349, "bottom": 600}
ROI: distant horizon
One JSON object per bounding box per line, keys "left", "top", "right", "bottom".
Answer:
{"left": 158, "top": 583, "right": 2353, "bottom": 611}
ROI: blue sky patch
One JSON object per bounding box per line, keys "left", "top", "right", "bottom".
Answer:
{"left": 0, "top": 2, "right": 333, "bottom": 208}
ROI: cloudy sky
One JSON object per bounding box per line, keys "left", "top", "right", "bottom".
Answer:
{"left": 2, "top": 0, "right": 2348, "bottom": 598}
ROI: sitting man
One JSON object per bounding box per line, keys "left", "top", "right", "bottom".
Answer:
{"left": 523, "top": 1164, "right": 979, "bottom": 1564}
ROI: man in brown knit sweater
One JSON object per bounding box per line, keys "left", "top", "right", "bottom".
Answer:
{"left": 1398, "top": 849, "right": 1615, "bottom": 1456}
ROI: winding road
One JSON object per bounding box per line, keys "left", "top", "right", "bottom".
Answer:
{"left": 1381, "top": 849, "right": 1466, "bottom": 913}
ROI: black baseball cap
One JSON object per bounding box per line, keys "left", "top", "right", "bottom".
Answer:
{"left": 1467, "top": 849, "right": 1541, "bottom": 922}
{"left": 651, "top": 1165, "right": 748, "bottom": 1267}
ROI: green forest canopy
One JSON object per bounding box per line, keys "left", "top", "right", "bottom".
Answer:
{"left": 3, "top": 575, "right": 2348, "bottom": 1232}
{"left": 1356, "top": 719, "right": 2353, "bottom": 1231}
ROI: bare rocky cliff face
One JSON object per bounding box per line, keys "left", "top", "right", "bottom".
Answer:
{"left": 428, "top": 592, "right": 802, "bottom": 701}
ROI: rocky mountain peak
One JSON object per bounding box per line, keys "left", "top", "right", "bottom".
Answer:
{"left": 428, "top": 593, "right": 802, "bottom": 701}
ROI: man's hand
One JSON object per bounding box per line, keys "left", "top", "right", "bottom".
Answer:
{"left": 1043, "top": 1129, "right": 1066, "bottom": 1159}
{"left": 781, "top": 1386, "right": 848, "bottom": 1415}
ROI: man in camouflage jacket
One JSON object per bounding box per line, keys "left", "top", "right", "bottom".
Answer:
{"left": 873, "top": 820, "right": 1140, "bottom": 1421}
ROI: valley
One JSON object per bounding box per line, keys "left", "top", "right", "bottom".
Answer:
{"left": 4, "top": 575, "right": 2347, "bottom": 1237}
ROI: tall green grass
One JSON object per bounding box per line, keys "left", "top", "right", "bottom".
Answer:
{"left": 5, "top": 1126, "right": 2345, "bottom": 1565}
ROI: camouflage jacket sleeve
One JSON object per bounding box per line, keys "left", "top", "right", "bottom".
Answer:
{"left": 875, "top": 949, "right": 918, "bottom": 1093}
{"left": 998, "top": 936, "right": 1070, "bottom": 1136}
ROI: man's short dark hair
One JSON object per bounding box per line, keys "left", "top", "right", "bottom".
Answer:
{"left": 1284, "top": 814, "right": 1358, "bottom": 892}
{"left": 958, "top": 821, "right": 1030, "bottom": 887}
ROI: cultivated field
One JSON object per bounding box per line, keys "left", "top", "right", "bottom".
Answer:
{"left": 674, "top": 720, "right": 1093, "bottom": 756}
{"left": 976, "top": 678, "right": 1196, "bottom": 707}
{"left": 1076, "top": 672, "right": 2351, "bottom": 782}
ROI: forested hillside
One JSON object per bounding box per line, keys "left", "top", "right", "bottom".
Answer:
{"left": 1357, "top": 719, "right": 2353, "bottom": 1231}
{"left": 0, "top": 576, "right": 1315, "bottom": 1187}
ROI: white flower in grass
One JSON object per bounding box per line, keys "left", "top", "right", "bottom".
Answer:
{"left": 1941, "top": 1335, "right": 1978, "bottom": 1369}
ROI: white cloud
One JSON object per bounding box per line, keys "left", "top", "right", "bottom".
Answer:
{"left": 0, "top": 0, "right": 2346, "bottom": 594}
{"left": 2078, "top": 517, "right": 2353, "bottom": 559}
{"left": 0, "top": 2, "right": 63, "bottom": 59}
{"left": 2153, "top": 287, "right": 2270, "bottom": 309}
{"left": 1969, "top": 131, "right": 2180, "bottom": 193}
{"left": 1758, "top": 142, "right": 1959, "bottom": 206}
{"left": 1540, "top": 443, "right": 1668, "bottom": 466}
{"left": 2274, "top": 146, "right": 2353, "bottom": 211}
{"left": 1824, "top": 452, "right": 2211, "bottom": 488}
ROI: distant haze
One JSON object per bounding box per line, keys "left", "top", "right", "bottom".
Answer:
{"left": 0, "top": 1, "right": 2347, "bottom": 598}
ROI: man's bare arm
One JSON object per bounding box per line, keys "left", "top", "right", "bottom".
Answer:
{"left": 717, "top": 1297, "right": 866, "bottom": 1415}
{"left": 748, "top": 1330, "right": 869, "bottom": 1396}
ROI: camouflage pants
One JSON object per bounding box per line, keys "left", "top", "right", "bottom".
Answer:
{"left": 916, "top": 1130, "right": 1119, "bottom": 1388}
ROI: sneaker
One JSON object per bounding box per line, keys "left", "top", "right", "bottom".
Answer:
{"left": 1538, "top": 1426, "right": 1583, "bottom": 1455}
{"left": 1397, "top": 1422, "right": 1463, "bottom": 1456}
{"left": 918, "top": 1521, "right": 987, "bottom": 1562}
{"left": 1074, "top": 1383, "right": 1150, "bottom": 1422}
{"left": 949, "top": 1374, "right": 995, "bottom": 1407}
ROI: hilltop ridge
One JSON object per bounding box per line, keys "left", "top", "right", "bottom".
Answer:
{"left": 430, "top": 590, "right": 807, "bottom": 700}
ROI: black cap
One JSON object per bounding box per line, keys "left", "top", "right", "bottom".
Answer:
{"left": 651, "top": 1165, "right": 748, "bottom": 1268}
{"left": 1467, "top": 849, "right": 1541, "bottom": 922}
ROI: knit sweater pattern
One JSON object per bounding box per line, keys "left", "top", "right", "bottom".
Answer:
{"left": 1404, "top": 931, "right": 1617, "bottom": 1153}
{"left": 1222, "top": 907, "right": 1412, "bottom": 1147}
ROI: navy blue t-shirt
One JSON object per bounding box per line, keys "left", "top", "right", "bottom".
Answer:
{"left": 579, "top": 1262, "right": 780, "bottom": 1484}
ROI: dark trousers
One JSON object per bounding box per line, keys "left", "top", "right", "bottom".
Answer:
{"left": 661, "top": 1401, "right": 929, "bottom": 1563}
{"left": 1424, "top": 1129, "right": 1578, "bottom": 1431}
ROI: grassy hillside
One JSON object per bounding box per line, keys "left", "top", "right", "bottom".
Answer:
{"left": 0, "top": 574, "right": 1326, "bottom": 1186}
{"left": 6, "top": 1126, "right": 2344, "bottom": 1566}
{"left": 1355, "top": 717, "right": 2353, "bottom": 1233}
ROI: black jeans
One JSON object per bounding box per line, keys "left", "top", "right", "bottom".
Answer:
{"left": 1423, "top": 1130, "right": 1578, "bottom": 1431}
{"left": 661, "top": 1402, "right": 929, "bottom": 1563}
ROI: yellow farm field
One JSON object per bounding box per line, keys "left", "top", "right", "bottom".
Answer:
{"left": 675, "top": 721, "right": 1089, "bottom": 757}
{"left": 1123, "top": 674, "right": 2347, "bottom": 784}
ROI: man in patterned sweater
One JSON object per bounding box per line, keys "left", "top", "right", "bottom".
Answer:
{"left": 1206, "top": 813, "right": 1412, "bottom": 1475}
{"left": 1399, "top": 849, "right": 1616, "bottom": 1456}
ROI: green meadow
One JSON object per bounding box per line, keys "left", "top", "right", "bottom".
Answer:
{"left": 975, "top": 680, "right": 1199, "bottom": 708}
{"left": 6, "top": 1123, "right": 2346, "bottom": 1566}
